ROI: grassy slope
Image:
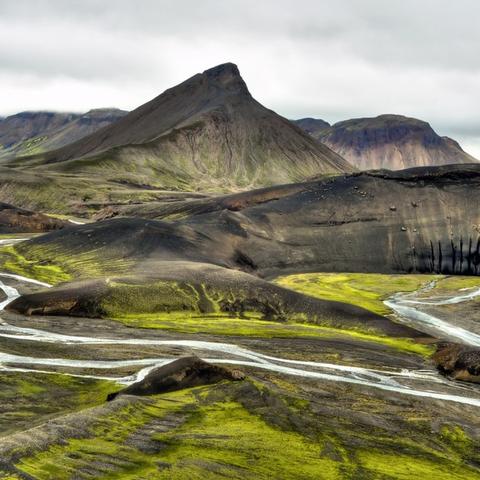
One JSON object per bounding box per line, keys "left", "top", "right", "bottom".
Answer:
{"left": 0, "top": 169, "right": 178, "bottom": 215}
{"left": 275, "top": 273, "right": 439, "bottom": 315}
{"left": 0, "top": 373, "right": 116, "bottom": 437}
{"left": 9, "top": 382, "right": 480, "bottom": 480}
{"left": 275, "top": 272, "right": 480, "bottom": 314}
{"left": 0, "top": 245, "right": 71, "bottom": 284}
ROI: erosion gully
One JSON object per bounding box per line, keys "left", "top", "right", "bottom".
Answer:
{"left": 0, "top": 239, "right": 480, "bottom": 407}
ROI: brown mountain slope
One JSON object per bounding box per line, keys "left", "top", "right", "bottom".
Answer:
{"left": 296, "top": 114, "right": 477, "bottom": 170}
{"left": 0, "top": 111, "right": 79, "bottom": 158}
{"left": 0, "top": 109, "right": 127, "bottom": 160}
{"left": 14, "top": 63, "right": 353, "bottom": 191}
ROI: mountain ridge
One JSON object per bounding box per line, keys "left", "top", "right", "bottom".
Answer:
{"left": 0, "top": 108, "right": 127, "bottom": 159}
{"left": 294, "top": 114, "right": 477, "bottom": 170}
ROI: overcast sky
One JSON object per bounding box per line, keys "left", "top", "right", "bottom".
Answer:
{"left": 1, "top": 0, "right": 479, "bottom": 156}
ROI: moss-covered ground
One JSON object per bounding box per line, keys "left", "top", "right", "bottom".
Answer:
{"left": 0, "top": 242, "right": 134, "bottom": 284}
{"left": 108, "top": 312, "right": 431, "bottom": 356}
{"left": 0, "top": 372, "right": 116, "bottom": 436}
{"left": 8, "top": 381, "right": 480, "bottom": 480}
{"left": 0, "top": 245, "right": 71, "bottom": 284}
{"left": 0, "top": 254, "right": 435, "bottom": 356}
{"left": 0, "top": 234, "right": 40, "bottom": 240}
{"left": 275, "top": 273, "right": 438, "bottom": 315}
{"left": 1, "top": 268, "right": 479, "bottom": 478}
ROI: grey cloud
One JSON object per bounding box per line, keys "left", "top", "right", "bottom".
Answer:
{"left": 0, "top": 0, "right": 478, "bottom": 149}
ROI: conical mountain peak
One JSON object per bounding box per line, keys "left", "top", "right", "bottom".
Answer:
{"left": 180, "top": 62, "right": 251, "bottom": 98}
{"left": 21, "top": 63, "right": 352, "bottom": 188}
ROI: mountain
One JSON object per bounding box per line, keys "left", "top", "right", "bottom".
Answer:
{"left": 0, "top": 111, "right": 80, "bottom": 157}
{"left": 15, "top": 63, "right": 353, "bottom": 191}
{"left": 295, "top": 114, "right": 478, "bottom": 170}
{"left": 0, "top": 109, "right": 127, "bottom": 160}
{"left": 293, "top": 117, "right": 330, "bottom": 137}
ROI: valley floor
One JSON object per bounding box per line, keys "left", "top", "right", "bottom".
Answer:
{"left": 0, "top": 245, "right": 480, "bottom": 478}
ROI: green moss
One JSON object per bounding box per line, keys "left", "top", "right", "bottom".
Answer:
{"left": 13, "top": 383, "right": 480, "bottom": 480}
{"left": 0, "top": 372, "right": 117, "bottom": 435}
{"left": 16, "top": 387, "right": 341, "bottom": 480}
{"left": 101, "top": 280, "right": 202, "bottom": 317}
{"left": 110, "top": 311, "right": 432, "bottom": 357}
{"left": 0, "top": 245, "right": 71, "bottom": 284}
{"left": 8, "top": 242, "right": 133, "bottom": 282}
{"left": 358, "top": 450, "right": 480, "bottom": 480}
{"left": 275, "top": 272, "right": 440, "bottom": 315}
{"left": 17, "top": 379, "right": 46, "bottom": 396}
{"left": 155, "top": 401, "right": 340, "bottom": 479}
{"left": 0, "top": 233, "right": 41, "bottom": 240}
{"left": 440, "top": 425, "right": 472, "bottom": 452}
{"left": 430, "top": 276, "right": 480, "bottom": 295}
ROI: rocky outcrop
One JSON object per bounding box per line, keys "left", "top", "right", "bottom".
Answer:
{"left": 0, "top": 202, "right": 67, "bottom": 233}
{"left": 296, "top": 114, "right": 478, "bottom": 171}
{"left": 107, "top": 356, "right": 245, "bottom": 400}
{"left": 433, "top": 343, "right": 480, "bottom": 383}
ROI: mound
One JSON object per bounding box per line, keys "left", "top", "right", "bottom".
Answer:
{"left": 41, "top": 164, "right": 480, "bottom": 277}
{"left": 107, "top": 356, "right": 245, "bottom": 401}
{"left": 292, "top": 118, "right": 330, "bottom": 137}
{"left": 6, "top": 261, "right": 422, "bottom": 337}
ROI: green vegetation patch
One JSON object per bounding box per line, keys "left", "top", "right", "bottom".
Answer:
{"left": 101, "top": 280, "right": 203, "bottom": 317}
{"left": 275, "top": 272, "right": 439, "bottom": 315}
{"left": 154, "top": 400, "right": 340, "bottom": 479}
{"left": 13, "top": 384, "right": 342, "bottom": 479}
{"left": 0, "top": 245, "right": 71, "bottom": 284}
{"left": 0, "top": 372, "right": 116, "bottom": 436}
{"left": 12, "top": 382, "right": 480, "bottom": 480}
{"left": 111, "top": 311, "right": 432, "bottom": 357}
{"left": 7, "top": 241, "right": 134, "bottom": 283}
{"left": 428, "top": 276, "right": 480, "bottom": 295}
{"left": 358, "top": 449, "right": 479, "bottom": 480}
{"left": 95, "top": 278, "right": 431, "bottom": 357}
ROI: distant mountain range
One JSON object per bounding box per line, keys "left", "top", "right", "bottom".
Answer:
{"left": 0, "top": 109, "right": 128, "bottom": 159}
{"left": 1, "top": 63, "right": 478, "bottom": 216}
{"left": 294, "top": 114, "right": 477, "bottom": 170}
